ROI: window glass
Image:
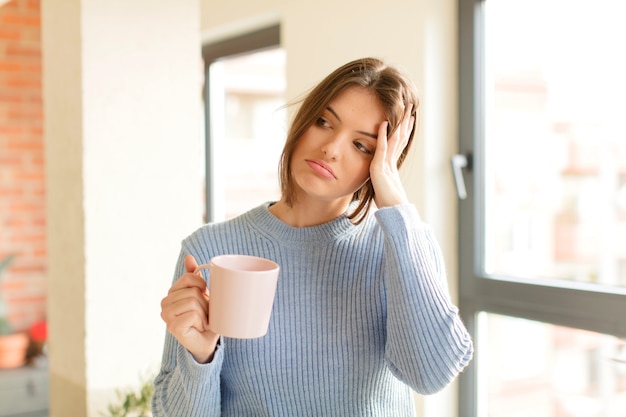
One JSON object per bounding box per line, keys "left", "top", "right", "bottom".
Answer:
{"left": 480, "top": 313, "right": 626, "bottom": 417}
{"left": 483, "top": 0, "right": 626, "bottom": 287}
{"left": 208, "top": 48, "right": 286, "bottom": 221}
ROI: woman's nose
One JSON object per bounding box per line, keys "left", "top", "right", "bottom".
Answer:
{"left": 321, "top": 134, "right": 341, "bottom": 160}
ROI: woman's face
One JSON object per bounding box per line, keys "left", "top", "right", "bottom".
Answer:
{"left": 289, "top": 86, "right": 385, "bottom": 204}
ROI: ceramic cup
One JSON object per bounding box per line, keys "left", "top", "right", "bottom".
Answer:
{"left": 194, "top": 254, "right": 279, "bottom": 339}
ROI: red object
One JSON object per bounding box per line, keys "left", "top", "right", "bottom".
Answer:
{"left": 29, "top": 321, "right": 47, "bottom": 342}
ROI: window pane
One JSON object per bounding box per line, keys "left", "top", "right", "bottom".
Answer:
{"left": 479, "top": 313, "right": 626, "bottom": 417}
{"left": 208, "top": 48, "right": 286, "bottom": 221}
{"left": 483, "top": 0, "right": 626, "bottom": 287}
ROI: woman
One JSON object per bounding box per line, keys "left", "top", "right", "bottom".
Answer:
{"left": 153, "top": 57, "right": 473, "bottom": 416}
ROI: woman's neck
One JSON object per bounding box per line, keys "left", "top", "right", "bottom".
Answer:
{"left": 269, "top": 197, "right": 351, "bottom": 228}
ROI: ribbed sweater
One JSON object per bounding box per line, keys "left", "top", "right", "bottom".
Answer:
{"left": 152, "top": 203, "right": 473, "bottom": 417}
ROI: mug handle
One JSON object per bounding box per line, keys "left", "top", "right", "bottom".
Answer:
{"left": 193, "top": 263, "right": 212, "bottom": 278}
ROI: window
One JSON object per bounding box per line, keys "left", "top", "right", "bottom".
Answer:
{"left": 479, "top": 314, "right": 626, "bottom": 416}
{"left": 457, "top": 1, "right": 626, "bottom": 415}
{"left": 202, "top": 25, "right": 285, "bottom": 222}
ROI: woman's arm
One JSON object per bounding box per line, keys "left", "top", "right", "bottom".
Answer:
{"left": 376, "top": 204, "right": 474, "bottom": 394}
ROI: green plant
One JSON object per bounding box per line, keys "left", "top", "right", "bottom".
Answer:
{"left": 102, "top": 376, "right": 154, "bottom": 417}
{"left": 0, "top": 254, "right": 16, "bottom": 336}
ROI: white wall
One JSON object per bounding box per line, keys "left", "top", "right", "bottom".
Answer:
{"left": 43, "top": 1, "right": 204, "bottom": 415}
{"left": 200, "top": 1, "right": 461, "bottom": 416}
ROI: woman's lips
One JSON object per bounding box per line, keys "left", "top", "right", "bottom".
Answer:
{"left": 305, "top": 159, "right": 336, "bottom": 179}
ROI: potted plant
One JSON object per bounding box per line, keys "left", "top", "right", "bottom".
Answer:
{"left": 0, "top": 254, "right": 30, "bottom": 369}
{"left": 103, "top": 374, "right": 154, "bottom": 417}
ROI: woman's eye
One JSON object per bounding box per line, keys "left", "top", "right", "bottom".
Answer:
{"left": 316, "top": 117, "right": 331, "bottom": 128}
{"left": 354, "top": 141, "right": 373, "bottom": 155}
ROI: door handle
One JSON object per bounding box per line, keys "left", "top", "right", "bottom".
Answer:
{"left": 451, "top": 153, "right": 472, "bottom": 200}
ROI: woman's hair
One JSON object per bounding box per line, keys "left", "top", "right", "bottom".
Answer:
{"left": 278, "top": 57, "right": 420, "bottom": 224}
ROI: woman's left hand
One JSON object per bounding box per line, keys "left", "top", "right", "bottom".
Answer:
{"left": 370, "top": 106, "right": 415, "bottom": 208}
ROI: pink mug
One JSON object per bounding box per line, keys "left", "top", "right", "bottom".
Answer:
{"left": 194, "top": 254, "right": 279, "bottom": 339}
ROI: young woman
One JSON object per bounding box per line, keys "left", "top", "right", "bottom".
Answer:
{"left": 153, "top": 57, "right": 473, "bottom": 416}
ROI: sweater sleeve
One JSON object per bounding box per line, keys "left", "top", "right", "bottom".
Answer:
{"left": 375, "top": 204, "right": 473, "bottom": 394}
{"left": 151, "top": 249, "right": 224, "bottom": 417}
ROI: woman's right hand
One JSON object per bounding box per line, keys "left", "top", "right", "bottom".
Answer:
{"left": 160, "top": 254, "right": 220, "bottom": 363}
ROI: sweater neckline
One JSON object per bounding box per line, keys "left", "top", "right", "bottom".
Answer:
{"left": 246, "top": 202, "right": 359, "bottom": 243}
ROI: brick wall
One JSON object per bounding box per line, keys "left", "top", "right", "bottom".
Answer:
{"left": 0, "top": 0, "right": 45, "bottom": 332}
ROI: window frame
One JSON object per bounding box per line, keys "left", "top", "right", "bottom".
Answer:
{"left": 457, "top": 1, "right": 626, "bottom": 415}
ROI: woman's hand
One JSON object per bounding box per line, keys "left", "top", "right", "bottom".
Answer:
{"left": 160, "top": 254, "right": 220, "bottom": 364}
{"left": 370, "top": 106, "right": 415, "bottom": 208}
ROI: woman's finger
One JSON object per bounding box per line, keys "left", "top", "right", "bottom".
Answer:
{"left": 162, "top": 288, "right": 208, "bottom": 315}
{"left": 389, "top": 106, "right": 414, "bottom": 160}
{"left": 168, "top": 272, "right": 207, "bottom": 294}
{"left": 161, "top": 288, "right": 209, "bottom": 330}
{"left": 165, "top": 308, "right": 209, "bottom": 335}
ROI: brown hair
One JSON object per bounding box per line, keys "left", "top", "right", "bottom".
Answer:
{"left": 278, "top": 57, "right": 420, "bottom": 224}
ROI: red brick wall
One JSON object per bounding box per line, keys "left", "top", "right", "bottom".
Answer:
{"left": 0, "top": 0, "right": 45, "bottom": 332}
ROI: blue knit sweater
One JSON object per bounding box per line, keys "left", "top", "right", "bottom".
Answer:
{"left": 152, "top": 203, "right": 473, "bottom": 416}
